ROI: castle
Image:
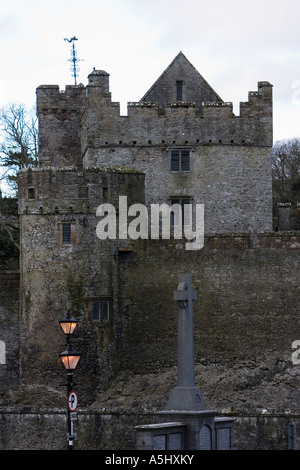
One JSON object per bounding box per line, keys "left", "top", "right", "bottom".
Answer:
{"left": 36, "top": 51, "right": 273, "bottom": 233}
{"left": 1, "top": 52, "right": 300, "bottom": 450}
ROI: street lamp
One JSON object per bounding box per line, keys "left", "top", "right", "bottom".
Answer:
{"left": 59, "top": 309, "right": 78, "bottom": 336}
{"left": 59, "top": 342, "right": 81, "bottom": 371}
{"left": 59, "top": 309, "right": 81, "bottom": 450}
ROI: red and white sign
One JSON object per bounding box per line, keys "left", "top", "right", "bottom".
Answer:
{"left": 68, "top": 391, "right": 78, "bottom": 412}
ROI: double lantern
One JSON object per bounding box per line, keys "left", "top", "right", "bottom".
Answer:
{"left": 59, "top": 310, "right": 81, "bottom": 371}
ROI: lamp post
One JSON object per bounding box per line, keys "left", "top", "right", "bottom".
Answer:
{"left": 59, "top": 309, "right": 78, "bottom": 336}
{"left": 59, "top": 309, "right": 81, "bottom": 450}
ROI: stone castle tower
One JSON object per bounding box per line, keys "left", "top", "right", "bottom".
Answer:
{"left": 17, "top": 52, "right": 274, "bottom": 403}
{"left": 36, "top": 51, "right": 273, "bottom": 232}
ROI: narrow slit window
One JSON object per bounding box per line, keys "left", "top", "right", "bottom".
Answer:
{"left": 102, "top": 187, "right": 108, "bottom": 201}
{"left": 176, "top": 81, "right": 183, "bottom": 101}
{"left": 62, "top": 223, "right": 71, "bottom": 245}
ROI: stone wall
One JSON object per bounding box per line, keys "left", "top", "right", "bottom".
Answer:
{"left": 36, "top": 85, "right": 86, "bottom": 167}
{"left": 0, "top": 408, "right": 298, "bottom": 450}
{"left": 114, "top": 234, "right": 300, "bottom": 403}
{"left": 84, "top": 145, "right": 273, "bottom": 233}
{"left": 0, "top": 271, "right": 20, "bottom": 395}
{"left": 82, "top": 81, "right": 272, "bottom": 149}
{"left": 1, "top": 54, "right": 290, "bottom": 450}
{"left": 10, "top": 166, "right": 300, "bottom": 449}
{"left": 17, "top": 167, "right": 145, "bottom": 399}
{"left": 16, "top": 178, "right": 300, "bottom": 408}
{"left": 2, "top": 222, "right": 300, "bottom": 448}
{"left": 0, "top": 199, "right": 20, "bottom": 396}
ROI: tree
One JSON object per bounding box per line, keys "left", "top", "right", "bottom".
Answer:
{"left": 0, "top": 198, "right": 19, "bottom": 268}
{"left": 272, "top": 138, "right": 300, "bottom": 207}
{"left": 0, "top": 103, "right": 38, "bottom": 261}
{"left": 0, "top": 103, "right": 38, "bottom": 194}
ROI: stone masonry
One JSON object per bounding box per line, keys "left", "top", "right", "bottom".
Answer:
{"left": 2, "top": 52, "right": 300, "bottom": 450}
{"left": 37, "top": 52, "right": 273, "bottom": 233}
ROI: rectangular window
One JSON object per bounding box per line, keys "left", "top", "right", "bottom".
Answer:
{"left": 176, "top": 81, "right": 183, "bottom": 101}
{"left": 91, "top": 300, "right": 101, "bottom": 321}
{"left": 28, "top": 188, "right": 36, "bottom": 199}
{"left": 181, "top": 151, "right": 190, "bottom": 171}
{"left": 59, "top": 222, "right": 75, "bottom": 247}
{"left": 90, "top": 300, "right": 110, "bottom": 322}
{"left": 62, "top": 223, "right": 71, "bottom": 245}
{"left": 102, "top": 301, "right": 110, "bottom": 321}
{"left": 171, "top": 150, "right": 180, "bottom": 171}
{"left": 170, "top": 197, "right": 192, "bottom": 226}
{"left": 170, "top": 150, "right": 190, "bottom": 172}
{"left": 182, "top": 198, "right": 192, "bottom": 226}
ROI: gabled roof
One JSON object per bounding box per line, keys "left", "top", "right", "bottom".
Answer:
{"left": 140, "top": 52, "right": 223, "bottom": 107}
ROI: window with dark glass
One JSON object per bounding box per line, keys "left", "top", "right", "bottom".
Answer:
{"left": 59, "top": 222, "right": 76, "bottom": 246}
{"left": 170, "top": 198, "right": 192, "bottom": 226}
{"left": 90, "top": 300, "right": 110, "bottom": 322}
{"left": 171, "top": 150, "right": 180, "bottom": 171}
{"left": 170, "top": 150, "right": 190, "bottom": 172}
{"left": 28, "top": 187, "right": 36, "bottom": 199}
{"left": 91, "top": 300, "right": 100, "bottom": 321}
{"left": 176, "top": 80, "right": 183, "bottom": 101}
{"left": 102, "top": 301, "right": 110, "bottom": 321}
{"left": 62, "top": 223, "right": 71, "bottom": 245}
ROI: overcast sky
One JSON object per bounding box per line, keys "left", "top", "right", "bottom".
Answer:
{"left": 1, "top": 0, "right": 300, "bottom": 144}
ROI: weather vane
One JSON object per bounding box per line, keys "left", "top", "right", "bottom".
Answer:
{"left": 64, "top": 36, "right": 83, "bottom": 85}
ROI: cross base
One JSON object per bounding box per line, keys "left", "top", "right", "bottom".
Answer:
{"left": 165, "top": 385, "right": 207, "bottom": 411}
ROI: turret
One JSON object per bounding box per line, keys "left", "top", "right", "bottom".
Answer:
{"left": 88, "top": 69, "right": 110, "bottom": 94}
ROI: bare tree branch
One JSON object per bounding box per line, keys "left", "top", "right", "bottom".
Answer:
{"left": 0, "top": 103, "right": 38, "bottom": 194}
{"left": 0, "top": 221, "right": 20, "bottom": 251}
{"left": 272, "top": 138, "right": 300, "bottom": 206}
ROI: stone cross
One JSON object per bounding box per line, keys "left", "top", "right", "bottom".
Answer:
{"left": 165, "top": 273, "right": 206, "bottom": 411}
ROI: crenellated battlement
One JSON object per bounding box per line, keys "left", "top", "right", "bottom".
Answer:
{"left": 36, "top": 84, "right": 86, "bottom": 112}
{"left": 37, "top": 68, "right": 272, "bottom": 168}
{"left": 79, "top": 80, "right": 272, "bottom": 153}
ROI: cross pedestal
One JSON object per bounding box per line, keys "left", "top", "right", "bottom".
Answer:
{"left": 136, "top": 273, "right": 234, "bottom": 450}
{"left": 165, "top": 273, "right": 206, "bottom": 411}
{"left": 157, "top": 273, "right": 219, "bottom": 450}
